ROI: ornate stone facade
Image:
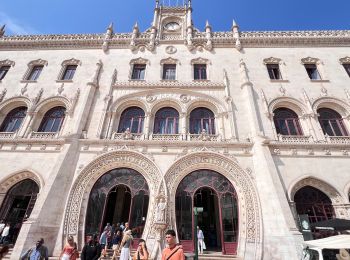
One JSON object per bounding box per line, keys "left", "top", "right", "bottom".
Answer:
{"left": 0, "top": 1, "right": 349, "bottom": 260}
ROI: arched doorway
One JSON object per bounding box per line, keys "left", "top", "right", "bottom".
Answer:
{"left": 175, "top": 170, "right": 238, "bottom": 255}
{"left": 294, "top": 186, "right": 335, "bottom": 238}
{"left": 0, "top": 179, "right": 39, "bottom": 243}
{"left": 85, "top": 168, "right": 149, "bottom": 239}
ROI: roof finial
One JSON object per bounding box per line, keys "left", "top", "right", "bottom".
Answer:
{"left": 232, "top": 19, "right": 239, "bottom": 29}
{"left": 188, "top": 0, "right": 192, "bottom": 8}
{"left": 0, "top": 24, "right": 5, "bottom": 37}
{"left": 156, "top": 0, "right": 159, "bottom": 8}
{"left": 205, "top": 20, "right": 210, "bottom": 28}
{"left": 108, "top": 22, "right": 113, "bottom": 31}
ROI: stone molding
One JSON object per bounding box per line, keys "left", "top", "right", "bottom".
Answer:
{"left": 163, "top": 151, "right": 262, "bottom": 258}
{"left": 1, "top": 30, "right": 350, "bottom": 50}
{"left": 160, "top": 57, "right": 179, "bottom": 65}
{"left": 0, "top": 59, "right": 15, "bottom": 67}
{"left": 113, "top": 80, "right": 224, "bottom": 89}
{"left": 129, "top": 57, "right": 150, "bottom": 65}
{"left": 339, "top": 56, "right": 350, "bottom": 64}
{"left": 190, "top": 57, "right": 210, "bottom": 65}
{"left": 263, "top": 57, "right": 282, "bottom": 64}
{"left": 61, "top": 58, "right": 81, "bottom": 66}
{"left": 312, "top": 97, "right": 350, "bottom": 116}
{"left": 268, "top": 96, "right": 308, "bottom": 116}
{"left": 63, "top": 150, "right": 163, "bottom": 247}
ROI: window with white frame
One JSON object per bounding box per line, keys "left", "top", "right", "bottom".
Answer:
{"left": 23, "top": 59, "right": 48, "bottom": 82}
{"left": 266, "top": 64, "right": 282, "bottom": 80}
{"left": 131, "top": 64, "right": 146, "bottom": 80}
{"left": 339, "top": 57, "right": 350, "bottom": 78}
{"left": 58, "top": 58, "right": 81, "bottom": 81}
{"left": 163, "top": 64, "right": 176, "bottom": 80}
{"left": 304, "top": 64, "right": 321, "bottom": 80}
{"left": 0, "top": 59, "right": 15, "bottom": 81}
{"left": 301, "top": 57, "right": 323, "bottom": 81}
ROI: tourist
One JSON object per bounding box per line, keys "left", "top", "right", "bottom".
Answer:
{"left": 197, "top": 226, "right": 205, "bottom": 254}
{"left": 161, "top": 230, "right": 185, "bottom": 260}
{"left": 59, "top": 235, "right": 79, "bottom": 260}
{"left": 132, "top": 239, "right": 149, "bottom": 260}
{"left": 20, "top": 238, "right": 48, "bottom": 260}
{"left": 0, "top": 245, "right": 9, "bottom": 258}
{"left": 0, "top": 223, "right": 10, "bottom": 244}
{"left": 119, "top": 230, "right": 133, "bottom": 260}
{"left": 99, "top": 228, "right": 108, "bottom": 257}
{"left": 81, "top": 234, "right": 102, "bottom": 260}
{"left": 111, "top": 230, "right": 122, "bottom": 260}
{"left": 123, "top": 222, "right": 130, "bottom": 232}
{"left": 120, "top": 222, "right": 125, "bottom": 231}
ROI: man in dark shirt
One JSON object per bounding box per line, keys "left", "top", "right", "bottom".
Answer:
{"left": 80, "top": 234, "right": 102, "bottom": 260}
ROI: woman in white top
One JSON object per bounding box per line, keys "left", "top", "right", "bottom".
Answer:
{"left": 119, "top": 230, "right": 133, "bottom": 260}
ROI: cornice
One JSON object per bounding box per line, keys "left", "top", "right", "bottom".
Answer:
{"left": 1, "top": 30, "right": 350, "bottom": 50}
{"left": 113, "top": 80, "right": 225, "bottom": 89}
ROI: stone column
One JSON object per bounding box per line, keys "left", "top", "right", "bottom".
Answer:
{"left": 239, "top": 59, "right": 302, "bottom": 260}
{"left": 144, "top": 112, "right": 151, "bottom": 140}
{"left": 180, "top": 113, "right": 187, "bottom": 140}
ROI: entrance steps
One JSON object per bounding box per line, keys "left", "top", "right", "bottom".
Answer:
{"left": 1, "top": 244, "right": 13, "bottom": 259}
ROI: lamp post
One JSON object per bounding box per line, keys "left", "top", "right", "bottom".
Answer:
{"left": 193, "top": 207, "right": 203, "bottom": 260}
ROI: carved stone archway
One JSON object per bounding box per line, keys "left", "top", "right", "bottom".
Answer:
{"left": 0, "top": 171, "right": 43, "bottom": 206}
{"left": 63, "top": 150, "right": 163, "bottom": 248}
{"left": 163, "top": 151, "right": 262, "bottom": 260}
{"left": 289, "top": 177, "right": 349, "bottom": 219}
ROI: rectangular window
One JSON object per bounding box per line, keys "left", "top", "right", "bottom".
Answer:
{"left": 61, "top": 65, "right": 77, "bottom": 80}
{"left": 163, "top": 64, "right": 176, "bottom": 80}
{"left": 27, "top": 65, "right": 43, "bottom": 81}
{"left": 266, "top": 64, "right": 282, "bottom": 80}
{"left": 343, "top": 64, "right": 350, "bottom": 77}
{"left": 131, "top": 64, "right": 146, "bottom": 80}
{"left": 194, "top": 64, "right": 207, "bottom": 80}
{"left": 0, "top": 66, "right": 10, "bottom": 80}
{"left": 304, "top": 64, "right": 321, "bottom": 80}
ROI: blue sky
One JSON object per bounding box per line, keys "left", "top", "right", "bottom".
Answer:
{"left": 1, "top": 0, "right": 350, "bottom": 35}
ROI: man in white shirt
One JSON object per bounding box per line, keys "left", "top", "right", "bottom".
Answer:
{"left": 197, "top": 226, "right": 205, "bottom": 254}
{"left": 1, "top": 224, "right": 10, "bottom": 244}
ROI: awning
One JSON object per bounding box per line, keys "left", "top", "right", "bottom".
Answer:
{"left": 311, "top": 218, "right": 350, "bottom": 231}
{"left": 303, "top": 235, "right": 350, "bottom": 249}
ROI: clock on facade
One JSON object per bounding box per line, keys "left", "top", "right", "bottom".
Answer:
{"left": 164, "top": 22, "right": 180, "bottom": 31}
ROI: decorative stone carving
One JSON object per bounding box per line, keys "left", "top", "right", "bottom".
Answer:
{"left": 28, "top": 59, "right": 48, "bottom": 67}
{"left": 61, "top": 58, "right": 81, "bottom": 66}
{"left": 190, "top": 57, "right": 210, "bottom": 65}
{"left": 63, "top": 150, "right": 162, "bottom": 245}
{"left": 165, "top": 46, "right": 177, "bottom": 54}
{"left": 21, "top": 83, "right": 28, "bottom": 96}
{"left": 263, "top": 57, "right": 282, "bottom": 64}
{"left": 160, "top": 57, "right": 179, "bottom": 65}
{"left": 155, "top": 197, "right": 167, "bottom": 223}
{"left": 122, "top": 128, "right": 134, "bottom": 140}
{"left": 0, "top": 59, "right": 15, "bottom": 67}
{"left": 146, "top": 95, "right": 157, "bottom": 103}
{"left": 179, "top": 94, "right": 190, "bottom": 103}
{"left": 339, "top": 56, "right": 350, "bottom": 64}
{"left": 57, "top": 83, "right": 64, "bottom": 95}
{"left": 0, "top": 89, "right": 6, "bottom": 103}
{"left": 129, "top": 57, "right": 150, "bottom": 65}
{"left": 164, "top": 152, "right": 261, "bottom": 244}
{"left": 321, "top": 86, "right": 328, "bottom": 97}
{"left": 301, "top": 57, "right": 321, "bottom": 65}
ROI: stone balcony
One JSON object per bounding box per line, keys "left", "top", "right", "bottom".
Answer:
{"left": 29, "top": 131, "right": 59, "bottom": 139}
{"left": 325, "top": 135, "right": 350, "bottom": 145}
{"left": 0, "top": 132, "right": 16, "bottom": 139}
{"left": 111, "top": 132, "right": 144, "bottom": 141}
{"left": 277, "top": 134, "right": 313, "bottom": 144}
{"left": 150, "top": 134, "right": 183, "bottom": 141}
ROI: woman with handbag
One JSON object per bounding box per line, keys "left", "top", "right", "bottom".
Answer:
{"left": 59, "top": 236, "right": 79, "bottom": 260}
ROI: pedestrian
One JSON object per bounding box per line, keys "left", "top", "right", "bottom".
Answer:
{"left": 161, "top": 230, "right": 185, "bottom": 260}
{"left": 99, "top": 229, "right": 108, "bottom": 257}
{"left": 132, "top": 239, "right": 149, "bottom": 260}
{"left": 123, "top": 222, "right": 130, "bottom": 232}
{"left": 120, "top": 222, "right": 125, "bottom": 231}
{"left": 20, "top": 238, "right": 48, "bottom": 260}
{"left": 119, "top": 230, "right": 133, "bottom": 260}
{"left": 0, "top": 224, "right": 10, "bottom": 244}
{"left": 111, "top": 230, "right": 122, "bottom": 260}
{"left": 59, "top": 235, "right": 79, "bottom": 260}
{"left": 80, "top": 234, "right": 102, "bottom": 260}
{"left": 0, "top": 245, "right": 9, "bottom": 258}
{"left": 197, "top": 226, "right": 206, "bottom": 254}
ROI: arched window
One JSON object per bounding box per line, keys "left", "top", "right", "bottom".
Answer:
{"left": 273, "top": 108, "right": 302, "bottom": 135}
{"left": 317, "top": 108, "right": 348, "bottom": 136}
{"left": 189, "top": 107, "right": 215, "bottom": 134}
{"left": 38, "top": 106, "right": 66, "bottom": 132}
{"left": 0, "top": 107, "right": 27, "bottom": 132}
{"left": 294, "top": 186, "right": 334, "bottom": 223}
{"left": 117, "top": 107, "right": 145, "bottom": 134}
{"left": 154, "top": 107, "right": 179, "bottom": 134}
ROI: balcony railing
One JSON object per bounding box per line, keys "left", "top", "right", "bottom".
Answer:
{"left": 277, "top": 134, "right": 313, "bottom": 144}
{"left": 150, "top": 134, "right": 183, "bottom": 141}
{"left": 0, "top": 132, "right": 16, "bottom": 139}
{"left": 29, "top": 132, "right": 58, "bottom": 139}
{"left": 188, "top": 134, "right": 220, "bottom": 141}
{"left": 325, "top": 135, "right": 350, "bottom": 145}
{"left": 111, "top": 132, "right": 143, "bottom": 140}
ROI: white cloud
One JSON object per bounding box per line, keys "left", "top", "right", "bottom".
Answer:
{"left": 0, "top": 11, "right": 41, "bottom": 35}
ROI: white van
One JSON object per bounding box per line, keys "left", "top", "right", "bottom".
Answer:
{"left": 302, "top": 235, "right": 350, "bottom": 260}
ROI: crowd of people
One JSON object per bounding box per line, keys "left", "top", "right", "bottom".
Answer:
{"left": 8, "top": 222, "right": 207, "bottom": 260}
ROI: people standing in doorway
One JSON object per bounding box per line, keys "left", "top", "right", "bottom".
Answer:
{"left": 119, "top": 230, "right": 133, "bottom": 260}
{"left": 81, "top": 234, "right": 102, "bottom": 260}
{"left": 132, "top": 239, "right": 149, "bottom": 260}
{"left": 20, "top": 238, "right": 49, "bottom": 260}
{"left": 197, "top": 226, "right": 206, "bottom": 254}
{"left": 120, "top": 222, "right": 125, "bottom": 231}
{"left": 0, "top": 224, "right": 10, "bottom": 244}
{"left": 111, "top": 230, "right": 122, "bottom": 260}
{"left": 99, "top": 228, "right": 108, "bottom": 257}
{"left": 161, "top": 230, "right": 185, "bottom": 260}
{"left": 59, "top": 235, "right": 79, "bottom": 260}
{"left": 123, "top": 222, "right": 130, "bottom": 232}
